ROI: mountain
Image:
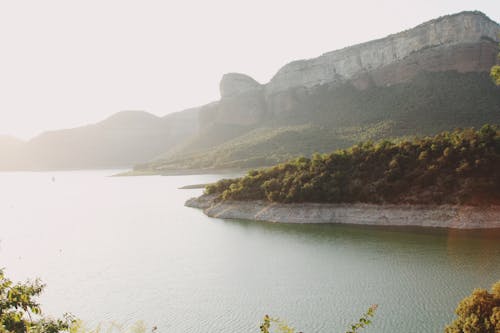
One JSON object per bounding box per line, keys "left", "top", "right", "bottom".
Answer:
{"left": 137, "top": 11, "right": 500, "bottom": 172}
{"left": 1, "top": 11, "right": 499, "bottom": 171}
{"left": 0, "top": 110, "right": 199, "bottom": 170}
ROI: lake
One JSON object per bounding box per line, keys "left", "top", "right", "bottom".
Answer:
{"left": 0, "top": 170, "right": 499, "bottom": 333}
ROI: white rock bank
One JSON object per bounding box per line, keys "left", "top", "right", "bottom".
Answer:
{"left": 185, "top": 195, "right": 500, "bottom": 229}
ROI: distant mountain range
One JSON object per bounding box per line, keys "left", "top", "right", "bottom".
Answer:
{"left": 0, "top": 109, "right": 198, "bottom": 170}
{"left": 1, "top": 11, "right": 499, "bottom": 171}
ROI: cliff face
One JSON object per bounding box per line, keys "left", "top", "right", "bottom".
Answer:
{"left": 267, "top": 11, "right": 500, "bottom": 94}
{"left": 199, "top": 11, "right": 500, "bottom": 127}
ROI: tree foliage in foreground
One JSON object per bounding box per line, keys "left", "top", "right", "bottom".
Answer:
{"left": 206, "top": 125, "right": 500, "bottom": 205}
{"left": 259, "top": 305, "right": 377, "bottom": 333}
{"left": 0, "top": 270, "right": 75, "bottom": 333}
{"left": 445, "top": 281, "right": 500, "bottom": 333}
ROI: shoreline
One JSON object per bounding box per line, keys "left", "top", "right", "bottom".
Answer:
{"left": 114, "top": 168, "right": 249, "bottom": 177}
{"left": 185, "top": 194, "right": 500, "bottom": 229}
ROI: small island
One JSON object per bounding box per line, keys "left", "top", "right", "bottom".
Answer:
{"left": 186, "top": 126, "right": 500, "bottom": 229}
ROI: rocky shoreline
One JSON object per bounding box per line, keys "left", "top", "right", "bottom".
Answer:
{"left": 185, "top": 194, "right": 500, "bottom": 229}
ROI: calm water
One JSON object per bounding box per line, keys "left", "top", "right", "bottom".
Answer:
{"left": 1, "top": 170, "right": 500, "bottom": 333}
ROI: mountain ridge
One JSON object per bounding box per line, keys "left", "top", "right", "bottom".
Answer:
{"left": 137, "top": 10, "right": 500, "bottom": 173}
{"left": 1, "top": 10, "right": 499, "bottom": 171}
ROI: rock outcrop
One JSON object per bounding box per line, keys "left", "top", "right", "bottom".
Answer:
{"left": 219, "top": 73, "right": 262, "bottom": 98}
{"left": 199, "top": 73, "right": 267, "bottom": 127}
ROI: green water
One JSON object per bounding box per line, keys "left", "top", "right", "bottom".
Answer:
{"left": 0, "top": 170, "right": 499, "bottom": 332}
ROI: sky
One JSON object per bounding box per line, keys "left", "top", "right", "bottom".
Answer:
{"left": 0, "top": 0, "right": 499, "bottom": 139}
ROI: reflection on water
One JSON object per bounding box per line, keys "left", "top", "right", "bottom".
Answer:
{"left": 0, "top": 170, "right": 499, "bottom": 333}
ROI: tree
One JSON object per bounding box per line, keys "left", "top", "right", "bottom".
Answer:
{"left": 0, "top": 270, "right": 75, "bottom": 333}
{"left": 491, "top": 42, "right": 500, "bottom": 86}
{"left": 444, "top": 280, "right": 500, "bottom": 333}
{"left": 491, "top": 65, "right": 500, "bottom": 86}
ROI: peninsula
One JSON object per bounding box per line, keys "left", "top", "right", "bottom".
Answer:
{"left": 186, "top": 127, "right": 500, "bottom": 229}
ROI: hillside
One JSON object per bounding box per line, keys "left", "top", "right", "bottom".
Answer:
{"left": 0, "top": 110, "right": 199, "bottom": 170}
{"left": 138, "top": 70, "right": 500, "bottom": 172}
{"left": 204, "top": 126, "right": 500, "bottom": 206}
{"left": 136, "top": 11, "right": 500, "bottom": 173}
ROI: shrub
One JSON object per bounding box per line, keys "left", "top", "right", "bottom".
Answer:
{"left": 444, "top": 280, "right": 500, "bottom": 333}
{"left": 0, "top": 270, "right": 75, "bottom": 333}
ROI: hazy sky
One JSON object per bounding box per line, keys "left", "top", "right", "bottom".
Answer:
{"left": 1, "top": 0, "right": 499, "bottom": 139}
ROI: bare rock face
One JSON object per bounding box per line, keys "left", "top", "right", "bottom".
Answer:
{"left": 199, "top": 11, "right": 500, "bottom": 129}
{"left": 266, "top": 11, "right": 500, "bottom": 94}
{"left": 216, "top": 89, "right": 267, "bottom": 126}
{"left": 220, "top": 73, "right": 262, "bottom": 98}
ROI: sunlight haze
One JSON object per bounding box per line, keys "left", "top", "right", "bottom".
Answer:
{"left": 0, "top": 0, "right": 499, "bottom": 139}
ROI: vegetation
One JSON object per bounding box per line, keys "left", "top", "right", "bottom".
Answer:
{"left": 258, "top": 281, "right": 500, "bottom": 333}
{"left": 206, "top": 125, "right": 500, "bottom": 205}
{"left": 259, "top": 305, "right": 377, "bottom": 333}
{"left": 491, "top": 43, "right": 500, "bottom": 86}
{"left": 0, "top": 270, "right": 156, "bottom": 333}
{"left": 2, "top": 268, "right": 499, "bottom": 333}
{"left": 445, "top": 281, "right": 500, "bottom": 333}
{"left": 0, "top": 270, "right": 75, "bottom": 333}
{"left": 70, "top": 321, "right": 151, "bottom": 333}
{"left": 492, "top": 65, "right": 500, "bottom": 86}
{"left": 137, "top": 71, "right": 500, "bottom": 172}
{"left": 139, "top": 122, "right": 397, "bottom": 171}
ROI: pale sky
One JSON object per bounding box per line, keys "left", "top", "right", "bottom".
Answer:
{"left": 0, "top": 0, "right": 499, "bottom": 139}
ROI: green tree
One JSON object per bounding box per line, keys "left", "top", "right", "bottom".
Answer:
{"left": 491, "top": 42, "right": 500, "bottom": 86}
{"left": 491, "top": 65, "right": 500, "bottom": 86}
{"left": 444, "top": 280, "right": 500, "bottom": 333}
{"left": 0, "top": 270, "right": 75, "bottom": 333}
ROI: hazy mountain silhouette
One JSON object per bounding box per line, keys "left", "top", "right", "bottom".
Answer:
{"left": 1, "top": 11, "right": 499, "bottom": 171}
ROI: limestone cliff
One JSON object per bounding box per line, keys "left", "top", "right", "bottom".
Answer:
{"left": 196, "top": 11, "right": 500, "bottom": 131}
{"left": 266, "top": 11, "right": 500, "bottom": 94}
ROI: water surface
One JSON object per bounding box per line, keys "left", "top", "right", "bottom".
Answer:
{"left": 0, "top": 170, "right": 499, "bottom": 333}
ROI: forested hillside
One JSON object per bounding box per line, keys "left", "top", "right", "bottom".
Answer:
{"left": 206, "top": 126, "right": 500, "bottom": 205}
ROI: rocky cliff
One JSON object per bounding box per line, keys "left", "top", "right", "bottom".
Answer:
{"left": 150, "top": 11, "right": 500, "bottom": 172}
{"left": 267, "top": 11, "right": 500, "bottom": 94}
{"left": 200, "top": 11, "right": 500, "bottom": 128}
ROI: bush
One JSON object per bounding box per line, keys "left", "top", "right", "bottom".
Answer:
{"left": 0, "top": 270, "right": 75, "bottom": 333}
{"left": 445, "top": 281, "right": 500, "bottom": 333}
